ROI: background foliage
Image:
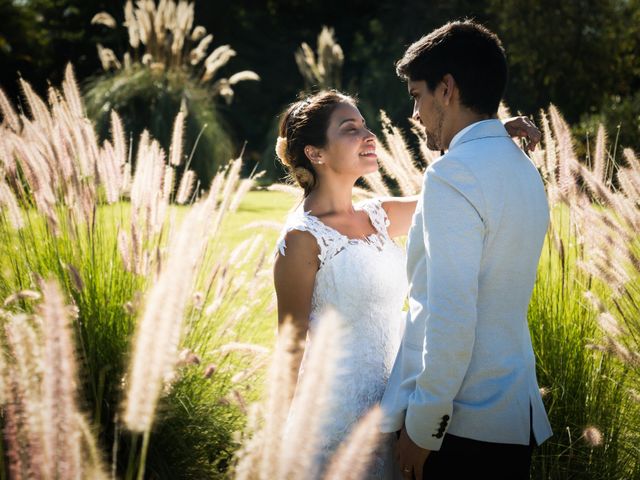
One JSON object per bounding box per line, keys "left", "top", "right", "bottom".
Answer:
{"left": 2, "top": 0, "right": 639, "bottom": 181}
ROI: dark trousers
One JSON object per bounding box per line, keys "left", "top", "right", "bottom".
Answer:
{"left": 421, "top": 432, "right": 535, "bottom": 479}
{"left": 421, "top": 406, "right": 536, "bottom": 480}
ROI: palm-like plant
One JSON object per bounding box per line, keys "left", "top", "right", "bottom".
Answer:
{"left": 86, "top": 0, "right": 260, "bottom": 185}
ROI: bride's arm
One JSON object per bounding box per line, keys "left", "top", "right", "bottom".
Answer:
{"left": 380, "top": 196, "right": 419, "bottom": 238}
{"left": 502, "top": 116, "right": 541, "bottom": 152}
{"left": 273, "top": 229, "right": 319, "bottom": 395}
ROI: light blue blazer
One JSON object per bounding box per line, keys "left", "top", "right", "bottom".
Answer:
{"left": 380, "top": 119, "right": 553, "bottom": 451}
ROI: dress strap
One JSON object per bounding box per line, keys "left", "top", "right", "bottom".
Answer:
{"left": 275, "top": 209, "right": 348, "bottom": 268}
{"left": 358, "top": 198, "right": 391, "bottom": 240}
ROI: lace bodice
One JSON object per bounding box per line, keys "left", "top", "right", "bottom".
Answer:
{"left": 277, "top": 198, "right": 407, "bottom": 479}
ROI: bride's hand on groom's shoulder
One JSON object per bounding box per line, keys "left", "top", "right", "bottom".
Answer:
{"left": 503, "top": 116, "right": 541, "bottom": 152}
{"left": 395, "top": 425, "right": 431, "bottom": 480}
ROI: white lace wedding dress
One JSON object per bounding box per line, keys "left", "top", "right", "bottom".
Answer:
{"left": 276, "top": 198, "right": 407, "bottom": 479}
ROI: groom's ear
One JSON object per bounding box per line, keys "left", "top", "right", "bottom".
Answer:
{"left": 441, "top": 74, "right": 456, "bottom": 106}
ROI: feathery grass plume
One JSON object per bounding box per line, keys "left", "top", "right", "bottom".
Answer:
{"left": 592, "top": 124, "right": 608, "bottom": 183}
{"left": 234, "top": 309, "right": 386, "bottom": 480}
{"left": 4, "top": 290, "right": 41, "bottom": 306}
{"left": 4, "top": 314, "right": 46, "bottom": 477}
{"left": 322, "top": 406, "right": 383, "bottom": 480}
{"left": 190, "top": 25, "right": 206, "bottom": 41}
{"left": 210, "top": 156, "right": 243, "bottom": 232}
{"left": 202, "top": 45, "right": 236, "bottom": 82}
{"left": 277, "top": 309, "right": 345, "bottom": 478}
{"left": 0, "top": 87, "right": 21, "bottom": 132}
{"left": 123, "top": 156, "right": 244, "bottom": 433}
{"left": 98, "top": 44, "right": 122, "bottom": 71}
{"left": 169, "top": 109, "right": 185, "bottom": 166}
{"left": 176, "top": 169, "right": 196, "bottom": 204}
{"left": 295, "top": 42, "right": 318, "bottom": 83}
{"left": 98, "top": 141, "right": 122, "bottom": 204}
{"left": 91, "top": 11, "right": 117, "bottom": 28}
{"left": 0, "top": 332, "right": 6, "bottom": 405}
{"left": 376, "top": 110, "right": 422, "bottom": 195}
{"left": 123, "top": 197, "right": 211, "bottom": 432}
{"left": 110, "top": 110, "right": 127, "bottom": 164}
{"left": 235, "top": 321, "right": 296, "bottom": 480}
{"left": 582, "top": 426, "right": 604, "bottom": 447}
{"left": 230, "top": 173, "right": 262, "bottom": 212}
{"left": 124, "top": 0, "right": 140, "bottom": 48}
{"left": 228, "top": 236, "right": 262, "bottom": 268}
{"left": 19, "top": 78, "right": 52, "bottom": 133}
{"left": 576, "top": 162, "right": 617, "bottom": 207}
{"left": 0, "top": 180, "right": 25, "bottom": 229}
{"left": 38, "top": 280, "right": 84, "bottom": 478}
{"left": 229, "top": 71, "right": 261, "bottom": 85}
{"left": 162, "top": 165, "right": 175, "bottom": 201}
{"left": 266, "top": 183, "right": 303, "bottom": 198}
{"left": 233, "top": 309, "right": 342, "bottom": 480}
{"left": 623, "top": 147, "right": 640, "bottom": 171}
{"left": 295, "top": 26, "right": 343, "bottom": 89}
{"left": 597, "top": 312, "right": 625, "bottom": 338}
{"left": 62, "top": 63, "right": 85, "bottom": 120}
{"left": 215, "top": 342, "right": 269, "bottom": 355}
{"left": 548, "top": 105, "right": 579, "bottom": 201}
{"left": 0, "top": 131, "right": 18, "bottom": 180}
{"left": 3, "top": 370, "right": 25, "bottom": 479}
{"left": 190, "top": 33, "right": 213, "bottom": 65}
{"left": 241, "top": 220, "right": 284, "bottom": 232}
{"left": 617, "top": 168, "right": 640, "bottom": 202}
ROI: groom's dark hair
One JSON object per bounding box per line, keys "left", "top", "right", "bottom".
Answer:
{"left": 396, "top": 20, "right": 507, "bottom": 116}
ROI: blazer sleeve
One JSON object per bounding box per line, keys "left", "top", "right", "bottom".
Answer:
{"left": 404, "top": 157, "right": 486, "bottom": 451}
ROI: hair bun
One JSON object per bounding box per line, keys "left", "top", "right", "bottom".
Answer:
{"left": 293, "top": 167, "right": 315, "bottom": 189}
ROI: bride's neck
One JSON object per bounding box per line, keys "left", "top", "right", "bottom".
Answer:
{"left": 304, "top": 178, "right": 356, "bottom": 216}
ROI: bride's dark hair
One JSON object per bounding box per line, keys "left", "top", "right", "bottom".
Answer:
{"left": 277, "top": 90, "right": 356, "bottom": 197}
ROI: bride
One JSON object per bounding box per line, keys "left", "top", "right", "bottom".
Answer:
{"left": 273, "top": 90, "right": 539, "bottom": 478}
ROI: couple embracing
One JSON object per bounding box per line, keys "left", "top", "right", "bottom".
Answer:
{"left": 274, "top": 20, "right": 552, "bottom": 479}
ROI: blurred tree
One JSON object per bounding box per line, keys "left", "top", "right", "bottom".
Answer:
{"left": 0, "top": 0, "right": 116, "bottom": 100}
{"left": 488, "top": 0, "right": 640, "bottom": 141}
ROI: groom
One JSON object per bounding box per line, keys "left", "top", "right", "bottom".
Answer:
{"left": 380, "top": 20, "right": 552, "bottom": 479}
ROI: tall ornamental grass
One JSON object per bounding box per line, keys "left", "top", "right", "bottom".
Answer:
{"left": 0, "top": 64, "right": 271, "bottom": 479}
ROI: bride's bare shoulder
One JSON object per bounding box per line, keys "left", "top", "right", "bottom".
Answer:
{"left": 275, "top": 228, "right": 320, "bottom": 269}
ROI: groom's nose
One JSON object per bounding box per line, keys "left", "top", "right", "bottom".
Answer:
{"left": 412, "top": 105, "right": 421, "bottom": 123}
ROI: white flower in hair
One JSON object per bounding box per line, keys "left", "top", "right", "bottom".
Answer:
{"left": 275, "top": 136, "right": 289, "bottom": 164}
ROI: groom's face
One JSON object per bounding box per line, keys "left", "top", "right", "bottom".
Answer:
{"left": 408, "top": 79, "right": 444, "bottom": 151}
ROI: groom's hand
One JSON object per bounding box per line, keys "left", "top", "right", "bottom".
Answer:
{"left": 396, "top": 425, "right": 430, "bottom": 479}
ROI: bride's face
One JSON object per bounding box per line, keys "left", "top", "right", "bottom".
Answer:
{"left": 310, "top": 103, "right": 378, "bottom": 177}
